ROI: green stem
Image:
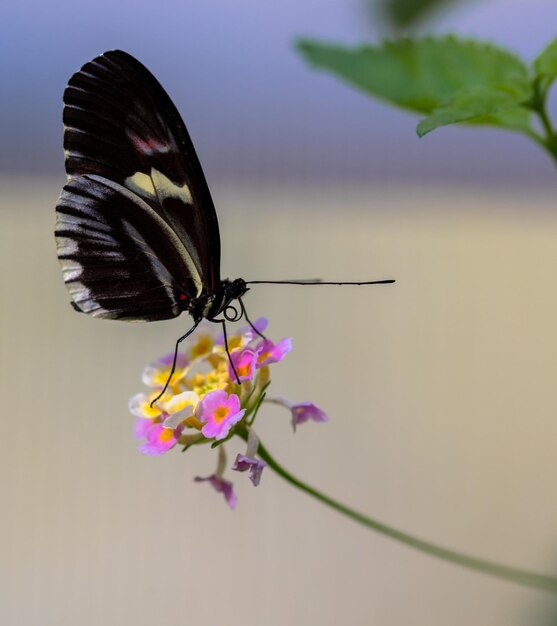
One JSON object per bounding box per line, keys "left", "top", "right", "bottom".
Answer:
{"left": 537, "top": 105, "right": 554, "bottom": 139}
{"left": 239, "top": 428, "right": 557, "bottom": 593}
{"left": 528, "top": 79, "right": 557, "bottom": 166}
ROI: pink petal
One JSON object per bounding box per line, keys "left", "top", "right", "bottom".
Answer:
{"left": 256, "top": 337, "right": 292, "bottom": 366}
{"left": 228, "top": 347, "right": 259, "bottom": 383}
{"left": 133, "top": 417, "right": 153, "bottom": 439}
{"left": 139, "top": 423, "right": 178, "bottom": 454}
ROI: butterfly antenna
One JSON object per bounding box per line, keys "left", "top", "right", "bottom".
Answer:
{"left": 239, "top": 297, "right": 266, "bottom": 340}
{"left": 246, "top": 279, "right": 395, "bottom": 286}
{"left": 150, "top": 321, "right": 200, "bottom": 408}
{"left": 220, "top": 320, "right": 241, "bottom": 384}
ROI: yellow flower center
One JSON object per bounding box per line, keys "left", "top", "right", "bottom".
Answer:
{"left": 191, "top": 335, "right": 213, "bottom": 359}
{"left": 159, "top": 428, "right": 175, "bottom": 442}
{"left": 238, "top": 363, "right": 251, "bottom": 377}
{"left": 214, "top": 405, "right": 230, "bottom": 423}
{"left": 227, "top": 335, "right": 242, "bottom": 351}
{"left": 258, "top": 351, "right": 271, "bottom": 364}
{"left": 155, "top": 368, "right": 185, "bottom": 387}
{"left": 183, "top": 416, "right": 203, "bottom": 430}
{"left": 143, "top": 402, "right": 162, "bottom": 419}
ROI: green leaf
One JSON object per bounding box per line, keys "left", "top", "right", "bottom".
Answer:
{"left": 533, "top": 38, "right": 557, "bottom": 91}
{"left": 296, "top": 36, "right": 531, "bottom": 115}
{"left": 473, "top": 106, "right": 532, "bottom": 135}
{"left": 377, "top": 0, "right": 468, "bottom": 29}
{"left": 417, "top": 90, "right": 532, "bottom": 136}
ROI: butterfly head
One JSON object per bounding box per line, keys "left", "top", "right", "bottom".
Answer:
{"left": 224, "top": 278, "right": 249, "bottom": 301}
{"left": 200, "top": 278, "right": 249, "bottom": 322}
{"left": 220, "top": 278, "right": 249, "bottom": 319}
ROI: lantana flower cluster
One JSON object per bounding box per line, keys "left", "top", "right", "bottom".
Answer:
{"left": 129, "top": 318, "right": 328, "bottom": 508}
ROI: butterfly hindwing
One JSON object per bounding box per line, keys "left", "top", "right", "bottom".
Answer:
{"left": 61, "top": 50, "right": 221, "bottom": 311}
{"left": 55, "top": 174, "right": 202, "bottom": 321}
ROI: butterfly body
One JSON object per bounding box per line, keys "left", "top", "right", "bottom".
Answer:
{"left": 55, "top": 50, "right": 243, "bottom": 325}
{"left": 190, "top": 277, "right": 249, "bottom": 323}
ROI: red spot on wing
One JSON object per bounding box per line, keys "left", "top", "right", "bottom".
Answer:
{"left": 180, "top": 294, "right": 187, "bottom": 301}
{"left": 127, "top": 131, "right": 169, "bottom": 155}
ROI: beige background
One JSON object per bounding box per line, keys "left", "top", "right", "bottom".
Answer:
{"left": 2, "top": 178, "right": 557, "bottom": 625}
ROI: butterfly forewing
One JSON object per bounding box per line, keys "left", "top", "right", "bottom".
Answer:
{"left": 58, "top": 49, "right": 221, "bottom": 321}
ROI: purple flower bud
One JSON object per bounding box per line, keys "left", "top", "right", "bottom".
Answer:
{"left": 232, "top": 454, "right": 267, "bottom": 486}
{"left": 194, "top": 474, "right": 237, "bottom": 509}
{"left": 291, "top": 402, "right": 329, "bottom": 431}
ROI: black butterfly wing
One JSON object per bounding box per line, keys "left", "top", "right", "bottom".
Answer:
{"left": 56, "top": 175, "right": 201, "bottom": 321}
{"left": 57, "top": 49, "right": 221, "bottom": 319}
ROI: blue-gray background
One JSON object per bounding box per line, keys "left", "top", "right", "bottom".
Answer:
{"left": 2, "top": 0, "right": 557, "bottom": 186}
{"left": 3, "top": 3, "right": 557, "bottom": 626}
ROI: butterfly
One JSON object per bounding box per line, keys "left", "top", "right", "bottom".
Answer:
{"left": 55, "top": 49, "right": 250, "bottom": 327}
{"left": 55, "top": 50, "right": 394, "bottom": 397}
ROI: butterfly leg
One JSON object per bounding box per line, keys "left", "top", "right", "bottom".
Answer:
{"left": 150, "top": 320, "right": 201, "bottom": 407}
{"left": 220, "top": 319, "right": 241, "bottom": 384}
{"left": 239, "top": 297, "right": 266, "bottom": 340}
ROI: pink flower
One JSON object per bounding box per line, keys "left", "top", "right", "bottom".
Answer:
{"left": 256, "top": 337, "right": 292, "bottom": 366}
{"left": 228, "top": 347, "right": 259, "bottom": 383}
{"left": 194, "top": 475, "right": 237, "bottom": 509}
{"left": 197, "top": 390, "right": 245, "bottom": 440}
{"left": 291, "top": 402, "right": 329, "bottom": 431}
{"left": 138, "top": 422, "right": 179, "bottom": 455}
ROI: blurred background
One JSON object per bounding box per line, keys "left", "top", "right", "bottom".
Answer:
{"left": 2, "top": 0, "right": 557, "bottom": 625}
